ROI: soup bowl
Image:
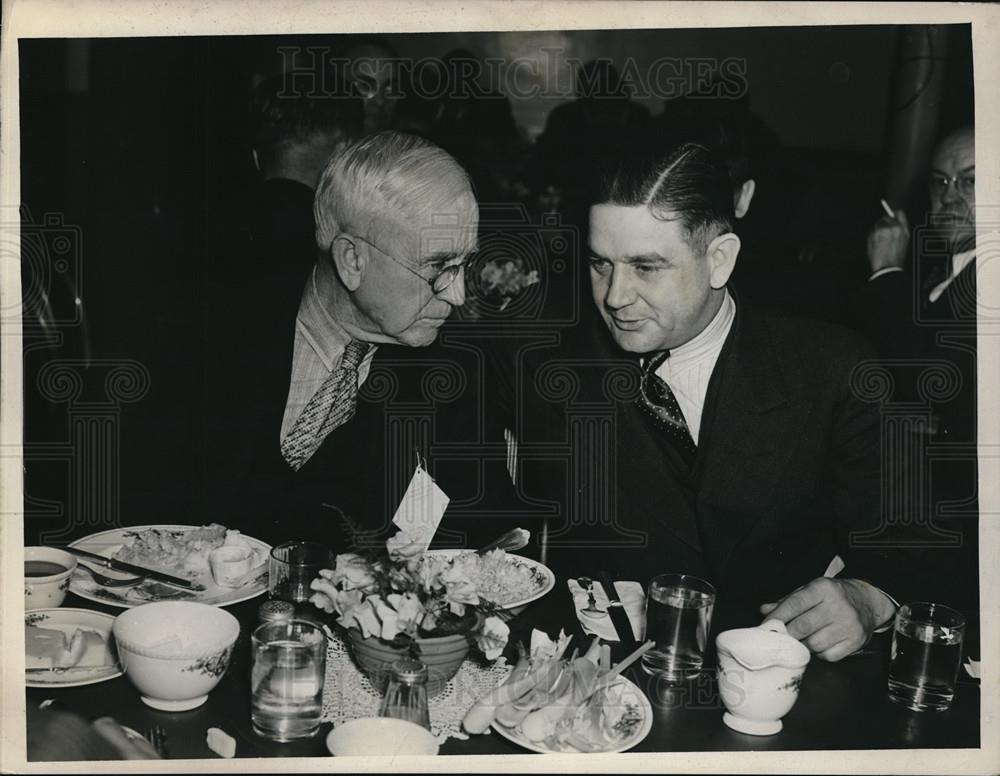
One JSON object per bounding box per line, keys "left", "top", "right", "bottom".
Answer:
{"left": 24, "top": 547, "right": 77, "bottom": 610}
{"left": 113, "top": 601, "right": 240, "bottom": 711}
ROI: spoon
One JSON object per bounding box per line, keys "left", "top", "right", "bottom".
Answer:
{"left": 77, "top": 562, "right": 144, "bottom": 587}
{"left": 577, "top": 576, "right": 607, "bottom": 618}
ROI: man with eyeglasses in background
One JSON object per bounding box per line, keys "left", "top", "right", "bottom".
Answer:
{"left": 852, "top": 124, "right": 979, "bottom": 644}
{"left": 218, "top": 131, "right": 526, "bottom": 554}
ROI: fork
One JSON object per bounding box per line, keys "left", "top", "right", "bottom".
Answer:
{"left": 145, "top": 726, "right": 168, "bottom": 759}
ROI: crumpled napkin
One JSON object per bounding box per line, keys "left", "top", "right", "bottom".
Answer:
{"left": 566, "top": 579, "right": 645, "bottom": 643}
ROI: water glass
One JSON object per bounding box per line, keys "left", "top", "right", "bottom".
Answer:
{"left": 641, "top": 574, "right": 716, "bottom": 683}
{"left": 888, "top": 602, "right": 965, "bottom": 712}
{"left": 268, "top": 541, "right": 333, "bottom": 604}
{"left": 251, "top": 619, "right": 327, "bottom": 740}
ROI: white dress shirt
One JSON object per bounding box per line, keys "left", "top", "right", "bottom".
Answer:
{"left": 652, "top": 290, "right": 736, "bottom": 444}
{"left": 279, "top": 268, "right": 377, "bottom": 442}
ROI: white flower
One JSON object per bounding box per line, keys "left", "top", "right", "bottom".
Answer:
{"left": 441, "top": 563, "right": 479, "bottom": 615}
{"left": 325, "top": 554, "right": 377, "bottom": 591}
{"left": 372, "top": 596, "right": 401, "bottom": 641}
{"left": 387, "top": 592, "right": 424, "bottom": 639}
{"left": 386, "top": 530, "right": 425, "bottom": 570}
{"left": 476, "top": 616, "right": 510, "bottom": 661}
{"left": 339, "top": 597, "right": 383, "bottom": 639}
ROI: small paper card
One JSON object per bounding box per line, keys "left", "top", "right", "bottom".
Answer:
{"left": 391, "top": 465, "right": 450, "bottom": 552}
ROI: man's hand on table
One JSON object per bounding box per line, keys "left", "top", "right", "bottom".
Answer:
{"left": 759, "top": 578, "right": 897, "bottom": 662}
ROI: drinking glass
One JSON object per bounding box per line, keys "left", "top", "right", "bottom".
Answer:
{"left": 251, "top": 619, "right": 327, "bottom": 740}
{"left": 641, "top": 574, "right": 716, "bottom": 682}
{"left": 888, "top": 602, "right": 965, "bottom": 712}
{"left": 268, "top": 541, "right": 333, "bottom": 604}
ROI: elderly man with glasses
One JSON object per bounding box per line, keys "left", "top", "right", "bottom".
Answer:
{"left": 217, "top": 131, "right": 526, "bottom": 554}
{"left": 852, "top": 124, "right": 979, "bottom": 632}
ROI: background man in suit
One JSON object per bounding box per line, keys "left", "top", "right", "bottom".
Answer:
{"left": 218, "top": 131, "right": 522, "bottom": 553}
{"left": 243, "top": 70, "right": 365, "bottom": 299}
{"left": 514, "top": 137, "right": 906, "bottom": 660}
{"left": 852, "top": 125, "right": 978, "bottom": 623}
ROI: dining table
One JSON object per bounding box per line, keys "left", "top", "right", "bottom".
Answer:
{"left": 25, "top": 579, "right": 981, "bottom": 760}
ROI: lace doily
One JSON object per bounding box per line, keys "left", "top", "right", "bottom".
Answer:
{"left": 320, "top": 626, "right": 512, "bottom": 743}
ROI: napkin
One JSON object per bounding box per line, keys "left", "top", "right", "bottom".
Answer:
{"left": 964, "top": 658, "right": 981, "bottom": 679}
{"left": 567, "top": 579, "right": 645, "bottom": 643}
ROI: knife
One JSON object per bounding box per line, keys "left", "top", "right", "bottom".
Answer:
{"left": 598, "top": 570, "right": 637, "bottom": 647}
{"left": 26, "top": 665, "right": 118, "bottom": 674}
{"left": 64, "top": 547, "right": 205, "bottom": 591}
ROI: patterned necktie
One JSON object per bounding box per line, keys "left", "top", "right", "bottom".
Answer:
{"left": 280, "top": 340, "right": 371, "bottom": 471}
{"left": 636, "top": 350, "right": 697, "bottom": 468}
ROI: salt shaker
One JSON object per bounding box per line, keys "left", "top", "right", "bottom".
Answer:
{"left": 379, "top": 659, "right": 430, "bottom": 730}
{"left": 258, "top": 600, "right": 294, "bottom": 626}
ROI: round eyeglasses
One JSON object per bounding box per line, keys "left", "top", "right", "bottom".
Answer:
{"left": 928, "top": 172, "right": 975, "bottom": 199}
{"left": 341, "top": 234, "right": 466, "bottom": 294}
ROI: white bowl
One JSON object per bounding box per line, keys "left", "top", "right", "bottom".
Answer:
{"left": 112, "top": 601, "right": 240, "bottom": 711}
{"left": 326, "top": 718, "right": 439, "bottom": 757}
{"left": 24, "top": 547, "right": 78, "bottom": 610}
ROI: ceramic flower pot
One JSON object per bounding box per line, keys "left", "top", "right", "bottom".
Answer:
{"left": 347, "top": 629, "right": 472, "bottom": 696}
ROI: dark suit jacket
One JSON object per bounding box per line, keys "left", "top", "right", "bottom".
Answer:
{"left": 198, "top": 269, "right": 531, "bottom": 555}
{"left": 498, "top": 298, "right": 915, "bottom": 630}
{"left": 852, "top": 261, "right": 978, "bottom": 618}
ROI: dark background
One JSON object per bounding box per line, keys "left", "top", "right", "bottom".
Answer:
{"left": 19, "top": 26, "right": 975, "bottom": 544}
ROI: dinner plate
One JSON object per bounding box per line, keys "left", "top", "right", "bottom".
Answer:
{"left": 25, "top": 608, "right": 122, "bottom": 688}
{"left": 68, "top": 525, "right": 271, "bottom": 609}
{"left": 423, "top": 549, "right": 555, "bottom": 611}
{"left": 491, "top": 676, "right": 653, "bottom": 754}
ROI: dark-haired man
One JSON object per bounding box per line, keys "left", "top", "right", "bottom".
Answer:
{"left": 512, "top": 138, "right": 906, "bottom": 660}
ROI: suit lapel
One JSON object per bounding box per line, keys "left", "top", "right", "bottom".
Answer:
{"left": 584, "top": 321, "right": 705, "bottom": 556}
{"left": 695, "top": 303, "right": 813, "bottom": 577}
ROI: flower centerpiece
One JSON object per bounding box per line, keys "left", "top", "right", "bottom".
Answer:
{"left": 310, "top": 529, "right": 511, "bottom": 694}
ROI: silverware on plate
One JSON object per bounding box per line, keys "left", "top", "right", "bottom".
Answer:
{"left": 64, "top": 547, "right": 205, "bottom": 591}
{"left": 76, "top": 562, "right": 143, "bottom": 587}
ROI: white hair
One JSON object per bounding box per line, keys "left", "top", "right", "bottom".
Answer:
{"left": 314, "top": 131, "right": 472, "bottom": 252}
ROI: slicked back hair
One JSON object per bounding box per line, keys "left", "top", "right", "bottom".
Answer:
{"left": 593, "top": 138, "right": 736, "bottom": 255}
{"left": 314, "top": 131, "right": 473, "bottom": 252}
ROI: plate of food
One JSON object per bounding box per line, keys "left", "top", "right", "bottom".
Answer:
{"left": 67, "top": 524, "right": 271, "bottom": 608}
{"left": 464, "top": 630, "right": 654, "bottom": 754}
{"left": 492, "top": 675, "right": 651, "bottom": 754}
{"left": 423, "top": 549, "right": 555, "bottom": 611}
{"left": 25, "top": 608, "right": 121, "bottom": 687}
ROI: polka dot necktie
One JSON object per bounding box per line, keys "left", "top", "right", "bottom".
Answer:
{"left": 636, "top": 350, "right": 697, "bottom": 468}
{"left": 280, "top": 340, "right": 372, "bottom": 471}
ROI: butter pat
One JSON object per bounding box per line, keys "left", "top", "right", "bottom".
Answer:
{"left": 25, "top": 625, "right": 68, "bottom": 667}
{"left": 206, "top": 727, "right": 236, "bottom": 758}
{"left": 25, "top": 626, "right": 113, "bottom": 668}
